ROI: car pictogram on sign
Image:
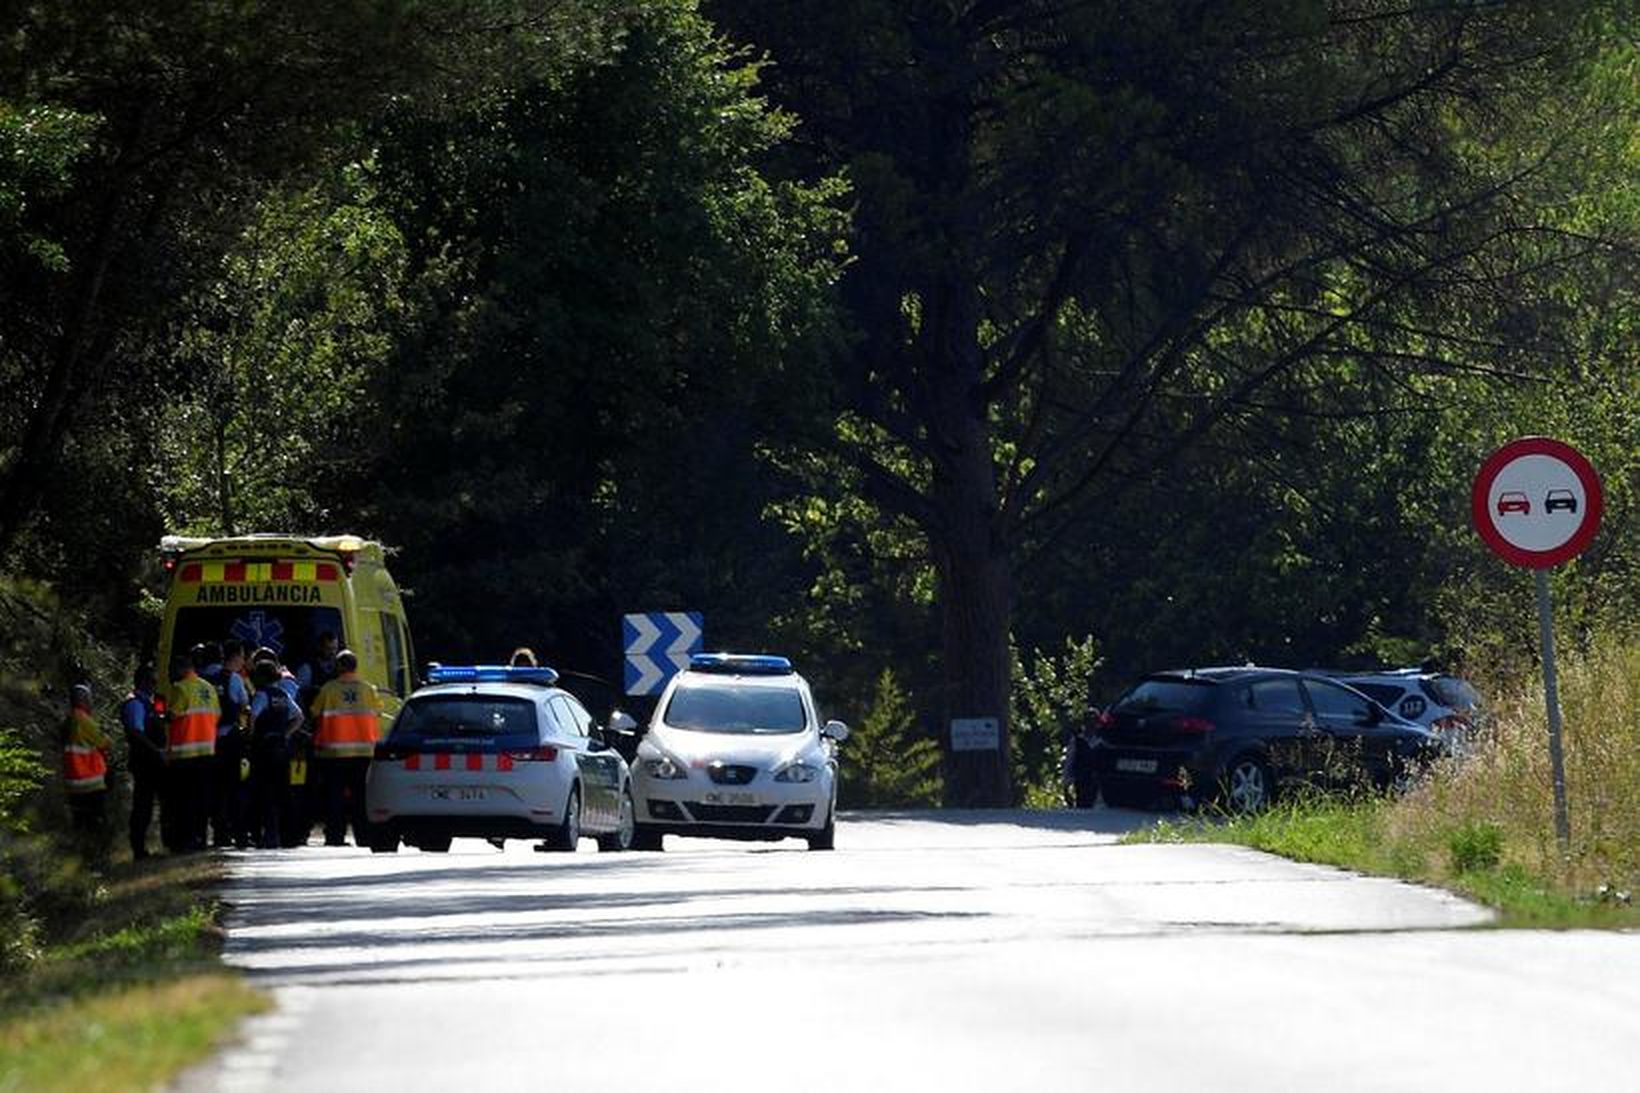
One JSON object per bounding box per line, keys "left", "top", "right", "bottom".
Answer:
{"left": 1496, "top": 491, "right": 1531, "bottom": 516}
{"left": 1544, "top": 489, "right": 1578, "bottom": 514}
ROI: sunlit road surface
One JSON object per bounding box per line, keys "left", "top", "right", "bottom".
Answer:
{"left": 181, "top": 811, "right": 1639, "bottom": 1092}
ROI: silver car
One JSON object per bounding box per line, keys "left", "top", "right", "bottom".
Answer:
{"left": 365, "top": 665, "right": 635, "bottom": 853}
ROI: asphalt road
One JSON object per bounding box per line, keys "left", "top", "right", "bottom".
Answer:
{"left": 181, "top": 810, "right": 1639, "bottom": 1092}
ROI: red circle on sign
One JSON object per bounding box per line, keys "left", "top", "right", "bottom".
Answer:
{"left": 1471, "top": 436, "right": 1603, "bottom": 568}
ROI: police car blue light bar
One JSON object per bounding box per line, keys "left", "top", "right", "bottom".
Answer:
{"left": 688, "top": 653, "right": 793, "bottom": 675}
{"left": 425, "top": 663, "right": 560, "bottom": 685}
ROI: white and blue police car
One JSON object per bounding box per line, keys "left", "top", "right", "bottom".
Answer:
{"left": 630, "top": 653, "right": 849, "bottom": 851}
{"left": 365, "top": 664, "right": 636, "bottom": 853}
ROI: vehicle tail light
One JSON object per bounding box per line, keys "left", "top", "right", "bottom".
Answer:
{"left": 504, "top": 746, "right": 559, "bottom": 762}
{"left": 1172, "top": 717, "right": 1215, "bottom": 734}
{"left": 1095, "top": 711, "right": 1115, "bottom": 732}
{"left": 1431, "top": 715, "right": 1470, "bottom": 733}
{"left": 153, "top": 695, "right": 167, "bottom": 716}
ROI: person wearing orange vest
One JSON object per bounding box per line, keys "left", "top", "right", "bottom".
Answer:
{"left": 62, "top": 684, "right": 112, "bottom": 843}
{"left": 309, "top": 649, "right": 382, "bottom": 846}
{"left": 166, "top": 653, "right": 220, "bottom": 851}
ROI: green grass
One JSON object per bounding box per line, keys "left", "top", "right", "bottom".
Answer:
{"left": 0, "top": 854, "right": 267, "bottom": 1092}
{"left": 1128, "top": 635, "right": 1640, "bottom": 929}
{"left": 1131, "top": 798, "right": 1638, "bottom": 928}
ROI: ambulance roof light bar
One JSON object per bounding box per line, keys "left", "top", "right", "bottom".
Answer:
{"left": 424, "top": 663, "right": 561, "bottom": 686}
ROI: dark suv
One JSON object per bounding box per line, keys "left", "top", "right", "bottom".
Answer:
{"left": 1091, "top": 667, "right": 1442, "bottom": 812}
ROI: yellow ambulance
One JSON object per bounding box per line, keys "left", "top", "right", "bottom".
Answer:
{"left": 156, "top": 534, "right": 417, "bottom": 720}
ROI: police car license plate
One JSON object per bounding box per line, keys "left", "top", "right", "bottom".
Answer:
{"left": 702, "top": 791, "right": 758, "bottom": 806}
{"left": 430, "top": 786, "right": 487, "bottom": 802}
{"left": 1115, "top": 758, "right": 1158, "bottom": 774}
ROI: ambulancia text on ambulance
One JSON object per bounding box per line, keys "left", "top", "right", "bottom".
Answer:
{"left": 156, "top": 534, "right": 417, "bottom": 721}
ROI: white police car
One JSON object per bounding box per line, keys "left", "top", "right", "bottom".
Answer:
{"left": 631, "top": 653, "right": 849, "bottom": 851}
{"left": 365, "top": 664, "right": 636, "bottom": 853}
{"left": 1315, "top": 668, "right": 1485, "bottom": 757}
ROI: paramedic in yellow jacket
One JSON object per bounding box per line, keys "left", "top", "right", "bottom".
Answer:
{"left": 166, "top": 653, "right": 219, "bottom": 851}
{"left": 309, "top": 649, "right": 382, "bottom": 846}
{"left": 62, "top": 683, "right": 112, "bottom": 838}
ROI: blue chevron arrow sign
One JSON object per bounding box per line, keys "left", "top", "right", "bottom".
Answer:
{"left": 622, "top": 611, "right": 704, "bottom": 695}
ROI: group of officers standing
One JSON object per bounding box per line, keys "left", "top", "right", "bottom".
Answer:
{"left": 61, "top": 635, "right": 384, "bottom": 858}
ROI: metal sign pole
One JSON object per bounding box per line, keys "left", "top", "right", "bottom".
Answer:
{"left": 1533, "top": 568, "right": 1571, "bottom": 850}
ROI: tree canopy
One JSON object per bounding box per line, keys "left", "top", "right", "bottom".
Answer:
{"left": 0, "top": 0, "right": 1632, "bottom": 812}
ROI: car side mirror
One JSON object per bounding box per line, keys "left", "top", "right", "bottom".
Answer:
{"left": 822, "top": 719, "right": 850, "bottom": 742}
{"left": 608, "top": 710, "right": 638, "bottom": 735}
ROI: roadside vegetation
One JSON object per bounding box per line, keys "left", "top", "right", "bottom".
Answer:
{"left": 1131, "top": 636, "right": 1640, "bottom": 928}
{"left": 1, "top": 582, "right": 262, "bottom": 1091}
{"left": 0, "top": 854, "right": 265, "bottom": 1091}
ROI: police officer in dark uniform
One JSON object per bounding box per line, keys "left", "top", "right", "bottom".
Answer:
{"left": 120, "top": 664, "right": 167, "bottom": 858}
{"left": 1065, "top": 716, "right": 1099, "bottom": 809}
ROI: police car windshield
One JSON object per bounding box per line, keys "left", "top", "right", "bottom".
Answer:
{"left": 393, "top": 696, "right": 538, "bottom": 739}
{"left": 663, "top": 682, "right": 806, "bottom": 734}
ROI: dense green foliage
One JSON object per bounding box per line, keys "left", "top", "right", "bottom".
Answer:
{"left": 0, "top": 2, "right": 1633, "bottom": 835}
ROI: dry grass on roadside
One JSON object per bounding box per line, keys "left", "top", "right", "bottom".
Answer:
{"left": 0, "top": 973, "right": 265, "bottom": 1092}
{"left": 0, "top": 854, "right": 267, "bottom": 1091}
{"left": 1386, "top": 634, "right": 1639, "bottom": 897}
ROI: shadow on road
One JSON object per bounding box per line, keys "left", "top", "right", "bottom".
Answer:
{"left": 224, "top": 881, "right": 977, "bottom": 929}
{"left": 849, "top": 806, "right": 1158, "bottom": 837}
{"left": 233, "top": 904, "right": 981, "bottom": 958}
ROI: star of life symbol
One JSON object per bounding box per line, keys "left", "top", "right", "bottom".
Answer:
{"left": 231, "top": 611, "right": 285, "bottom": 655}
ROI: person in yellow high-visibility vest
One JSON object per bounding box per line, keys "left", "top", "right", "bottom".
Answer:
{"left": 309, "top": 649, "right": 382, "bottom": 846}
{"left": 165, "top": 653, "right": 219, "bottom": 851}
{"left": 62, "top": 684, "right": 112, "bottom": 842}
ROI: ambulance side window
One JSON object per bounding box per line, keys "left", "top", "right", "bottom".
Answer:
{"left": 378, "top": 613, "right": 409, "bottom": 697}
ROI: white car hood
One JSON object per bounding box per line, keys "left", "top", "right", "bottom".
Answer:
{"left": 645, "top": 724, "right": 815, "bottom": 769}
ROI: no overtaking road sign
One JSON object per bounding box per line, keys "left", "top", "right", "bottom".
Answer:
{"left": 1471, "top": 436, "right": 1603, "bottom": 850}
{"left": 1471, "top": 436, "right": 1603, "bottom": 569}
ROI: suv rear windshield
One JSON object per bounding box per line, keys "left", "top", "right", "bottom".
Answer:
{"left": 1112, "top": 679, "right": 1217, "bottom": 715}
{"left": 391, "top": 696, "right": 538, "bottom": 744}
{"left": 663, "top": 683, "right": 806, "bottom": 734}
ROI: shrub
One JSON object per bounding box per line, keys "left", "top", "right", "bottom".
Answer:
{"left": 1010, "top": 635, "right": 1100, "bottom": 807}
{"left": 1447, "top": 821, "right": 1504, "bottom": 873}
{"left": 837, "top": 669, "right": 942, "bottom": 808}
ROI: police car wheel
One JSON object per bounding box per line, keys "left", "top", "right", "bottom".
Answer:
{"left": 596, "top": 789, "right": 635, "bottom": 852}
{"left": 368, "top": 830, "right": 400, "bottom": 854}
{"left": 417, "top": 834, "right": 452, "bottom": 853}
{"left": 546, "top": 787, "right": 581, "bottom": 851}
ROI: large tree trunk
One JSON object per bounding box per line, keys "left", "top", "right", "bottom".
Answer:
{"left": 926, "top": 278, "right": 1014, "bottom": 808}
{"left": 934, "top": 516, "right": 1015, "bottom": 808}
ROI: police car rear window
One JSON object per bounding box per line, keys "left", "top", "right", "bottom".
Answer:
{"left": 392, "top": 696, "right": 538, "bottom": 740}
{"left": 663, "top": 683, "right": 806, "bottom": 734}
{"left": 1424, "top": 677, "right": 1481, "bottom": 710}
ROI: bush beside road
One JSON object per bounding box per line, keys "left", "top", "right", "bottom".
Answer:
{"left": 1131, "top": 636, "right": 1640, "bottom": 928}
{"left": 0, "top": 854, "right": 265, "bottom": 1092}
